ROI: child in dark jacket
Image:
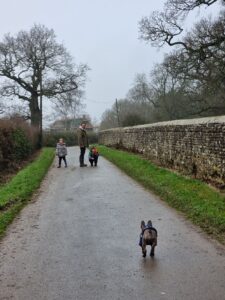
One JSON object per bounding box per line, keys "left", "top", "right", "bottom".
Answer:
{"left": 56, "top": 138, "right": 68, "bottom": 168}
{"left": 88, "top": 146, "right": 99, "bottom": 167}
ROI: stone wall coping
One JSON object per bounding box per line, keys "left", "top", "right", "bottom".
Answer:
{"left": 100, "top": 115, "right": 225, "bottom": 132}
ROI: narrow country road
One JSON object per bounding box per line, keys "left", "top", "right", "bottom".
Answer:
{"left": 0, "top": 147, "right": 225, "bottom": 300}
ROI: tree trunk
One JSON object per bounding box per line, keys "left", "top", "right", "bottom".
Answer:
{"left": 29, "top": 93, "right": 42, "bottom": 148}
{"left": 30, "top": 94, "right": 40, "bottom": 127}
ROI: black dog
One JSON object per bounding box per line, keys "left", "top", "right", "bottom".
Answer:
{"left": 139, "top": 220, "right": 158, "bottom": 257}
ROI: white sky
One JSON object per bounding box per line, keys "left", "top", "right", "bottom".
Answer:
{"left": 0, "top": 0, "right": 222, "bottom": 124}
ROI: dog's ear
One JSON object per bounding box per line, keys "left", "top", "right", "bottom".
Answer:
{"left": 141, "top": 220, "right": 145, "bottom": 230}
{"left": 147, "top": 220, "right": 152, "bottom": 227}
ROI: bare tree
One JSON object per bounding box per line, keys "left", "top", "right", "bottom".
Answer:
{"left": 0, "top": 24, "right": 89, "bottom": 135}
{"left": 53, "top": 89, "right": 85, "bottom": 129}
{"left": 160, "top": 46, "right": 225, "bottom": 116}
{"left": 5, "top": 103, "right": 30, "bottom": 120}
{"left": 146, "top": 61, "right": 193, "bottom": 120}
{"left": 139, "top": 3, "right": 225, "bottom": 117}
{"left": 167, "top": 0, "right": 222, "bottom": 14}
{"left": 100, "top": 97, "right": 154, "bottom": 130}
{"left": 139, "top": 0, "right": 225, "bottom": 54}
{"left": 127, "top": 74, "right": 157, "bottom": 106}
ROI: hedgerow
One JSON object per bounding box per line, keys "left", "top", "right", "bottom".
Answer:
{"left": 43, "top": 130, "right": 98, "bottom": 147}
{"left": 0, "top": 118, "right": 39, "bottom": 170}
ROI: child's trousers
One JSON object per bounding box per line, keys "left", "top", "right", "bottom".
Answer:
{"left": 89, "top": 156, "right": 98, "bottom": 166}
{"left": 58, "top": 156, "right": 67, "bottom": 167}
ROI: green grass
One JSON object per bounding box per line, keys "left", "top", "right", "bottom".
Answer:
{"left": 0, "top": 148, "right": 55, "bottom": 237}
{"left": 98, "top": 145, "right": 225, "bottom": 244}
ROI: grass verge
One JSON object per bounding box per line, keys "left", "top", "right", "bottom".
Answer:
{"left": 98, "top": 145, "right": 225, "bottom": 244}
{"left": 0, "top": 148, "right": 55, "bottom": 238}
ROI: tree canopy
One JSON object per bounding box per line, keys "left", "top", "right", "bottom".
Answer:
{"left": 100, "top": 1, "right": 225, "bottom": 129}
{"left": 0, "top": 24, "right": 89, "bottom": 133}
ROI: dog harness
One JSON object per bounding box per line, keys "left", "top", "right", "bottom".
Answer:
{"left": 142, "top": 226, "right": 158, "bottom": 236}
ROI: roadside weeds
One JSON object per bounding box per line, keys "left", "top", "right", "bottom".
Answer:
{"left": 0, "top": 148, "right": 55, "bottom": 238}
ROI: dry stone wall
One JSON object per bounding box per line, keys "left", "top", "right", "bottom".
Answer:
{"left": 99, "top": 116, "right": 225, "bottom": 186}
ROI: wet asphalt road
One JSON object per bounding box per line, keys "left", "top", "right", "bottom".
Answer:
{"left": 0, "top": 147, "right": 225, "bottom": 300}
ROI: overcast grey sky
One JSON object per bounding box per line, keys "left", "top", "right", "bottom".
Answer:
{"left": 0, "top": 0, "right": 220, "bottom": 123}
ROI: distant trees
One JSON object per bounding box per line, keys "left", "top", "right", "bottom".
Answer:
{"left": 100, "top": 98, "right": 151, "bottom": 130}
{"left": 138, "top": 0, "right": 225, "bottom": 115}
{"left": 52, "top": 89, "right": 85, "bottom": 128}
{"left": 100, "top": 0, "right": 225, "bottom": 130}
{"left": 0, "top": 24, "right": 89, "bottom": 143}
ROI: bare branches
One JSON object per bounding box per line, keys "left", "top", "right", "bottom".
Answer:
{"left": 52, "top": 89, "right": 84, "bottom": 121}
{"left": 127, "top": 74, "right": 158, "bottom": 107}
{"left": 0, "top": 24, "right": 89, "bottom": 128}
{"left": 139, "top": 11, "right": 187, "bottom": 48}
{"left": 0, "top": 24, "right": 89, "bottom": 99}
{"left": 102, "top": 0, "right": 225, "bottom": 127}
{"left": 139, "top": 0, "right": 225, "bottom": 52}
{"left": 0, "top": 83, "right": 31, "bottom": 102}
{"left": 168, "top": 0, "right": 220, "bottom": 14}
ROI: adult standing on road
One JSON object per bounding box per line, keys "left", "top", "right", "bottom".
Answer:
{"left": 77, "top": 122, "right": 89, "bottom": 167}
